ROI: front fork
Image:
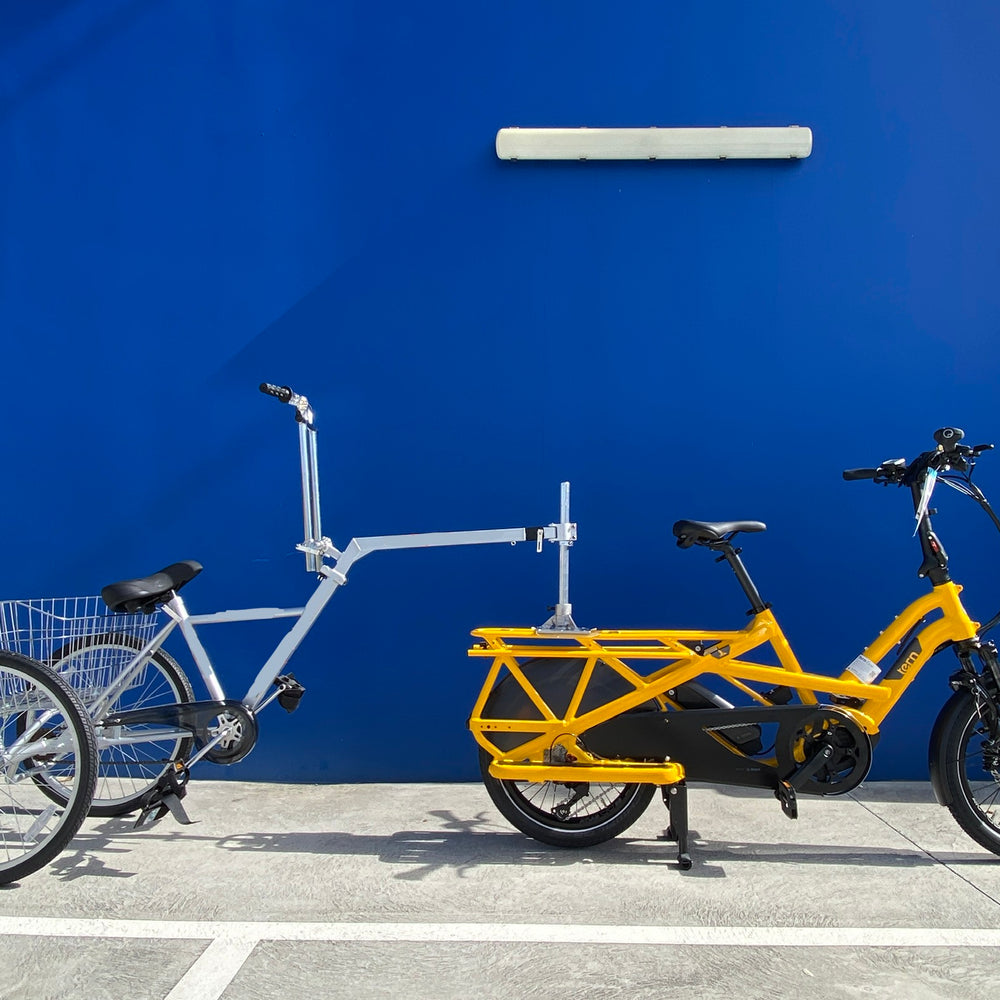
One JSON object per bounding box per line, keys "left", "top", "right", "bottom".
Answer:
{"left": 951, "top": 638, "right": 1000, "bottom": 738}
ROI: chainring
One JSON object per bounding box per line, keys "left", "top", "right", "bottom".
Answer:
{"left": 203, "top": 704, "right": 258, "bottom": 764}
{"left": 775, "top": 707, "right": 872, "bottom": 795}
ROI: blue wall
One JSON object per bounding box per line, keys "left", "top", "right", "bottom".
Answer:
{"left": 3, "top": 1, "right": 1000, "bottom": 781}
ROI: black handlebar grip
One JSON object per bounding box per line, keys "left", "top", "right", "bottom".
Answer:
{"left": 934, "top": 426, "right": 965, "bottom": 450}
{"left": 843, "top": 468, "right": 878, "bottom": 481}
{"left": 259, "top": 383, "right": 293, "bottom": 403}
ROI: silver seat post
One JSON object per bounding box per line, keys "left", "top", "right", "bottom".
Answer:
{"left": 539, "top": 481, "right": 587, "bottom": 633}
{"left": 554, "top": 481, "right": 572, "bottom": 622}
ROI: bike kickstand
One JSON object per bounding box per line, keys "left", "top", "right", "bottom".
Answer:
{"left": 134, "top": 763, "right": 195, "bottom": 829}
{"left": 660, "top": 781, "right": 692, "bottom": 870}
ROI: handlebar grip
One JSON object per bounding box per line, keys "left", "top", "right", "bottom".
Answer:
{"left": 843, "top": 468, "right": 878, "bottom": 481}
{"left": 259, "top": 383, "right": 293, "bottom": 403}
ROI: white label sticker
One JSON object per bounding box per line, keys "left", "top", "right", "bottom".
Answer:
{"left": 845, "top": 654, "right": 880, "bottom": 684}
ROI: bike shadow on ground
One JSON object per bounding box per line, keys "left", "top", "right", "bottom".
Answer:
{"left": 44, "top": 806, "right": 996, "bottom": 884}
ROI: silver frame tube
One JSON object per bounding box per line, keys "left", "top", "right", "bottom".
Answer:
{"left": 241, "top": 524, "right": 547, "bottom": 708}
{"left": 88, "top": 388, "right": 579, "bottom": 757}
{"left": 91, "top": 524, "right": 559, "bottom": 718}
{"left": 83, "top": 617, "right": 181, "bottom": 722}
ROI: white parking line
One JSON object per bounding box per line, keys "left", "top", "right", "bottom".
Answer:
{"left": 164, "top": 937, "right": 258, "bottom": 1000}
{"left": 6, "top": 917, "right": 1000, "bottom": 1000}
{"left": 2, "top": 915, "right": 1000, "bottom": 947}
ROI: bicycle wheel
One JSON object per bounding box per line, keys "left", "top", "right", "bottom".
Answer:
{"left": 44, "top": 634, "right": 194, "bottom": 816}
{"left": 0, "top": 651, "right": 97, "bottom": 883}
{"left": 936, "top": 688, "right": 1000, "bottom": 855}
{"left": 478, "top": 749, "right": 655, "bottom": 848}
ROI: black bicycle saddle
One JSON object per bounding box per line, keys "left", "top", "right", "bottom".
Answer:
{"left": 102, "top": 560, "right": 203, "bottom": 613}
{"left": 672, "top": 520, "right": 766, "bottom": 548}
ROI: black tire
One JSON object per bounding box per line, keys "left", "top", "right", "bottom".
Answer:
{"left": 43, "top": 634, "right": 194, "bottom": 817}
{"left": 0, "top": 651, "right": 97, "bottom": 884}
{"left": 479, "top": 749, "right": 656, "bottom": 848}
{"left": 936, "top": 688, "right": 1000, "bottom": 855}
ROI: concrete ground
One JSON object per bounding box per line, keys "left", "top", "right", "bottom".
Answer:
{"left": 2, "top": 780, "right": 1000, "bottom": 999}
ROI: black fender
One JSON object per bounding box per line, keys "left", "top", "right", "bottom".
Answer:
{"left": 928, "top": 688, "right": 973, "bottom": 806}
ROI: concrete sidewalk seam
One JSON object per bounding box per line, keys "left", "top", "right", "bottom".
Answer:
{"left": 849, "top": 792, "right": 1000, "bottom": 909}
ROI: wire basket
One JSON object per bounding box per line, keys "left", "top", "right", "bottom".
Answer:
{"left": 0, "top": 597, "right": 162, "bottom": 700}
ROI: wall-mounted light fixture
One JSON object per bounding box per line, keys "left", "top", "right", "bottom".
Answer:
{"left": 495, "top": 126, "right": 812, "bottom": 161}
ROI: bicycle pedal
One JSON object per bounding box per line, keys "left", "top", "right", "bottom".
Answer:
{"left": 275, "top": 673, "right": 306, "bottom": 713}
{"left": 775, "top": 780, "right": 798, "bottom": 820}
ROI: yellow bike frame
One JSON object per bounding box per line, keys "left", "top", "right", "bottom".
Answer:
{"left": 468, "top": 580, "right": 980, "bottom": 787}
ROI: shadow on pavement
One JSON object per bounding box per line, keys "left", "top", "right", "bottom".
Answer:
{"left": 43, "top": 805, "right": 994, "bottom": 884}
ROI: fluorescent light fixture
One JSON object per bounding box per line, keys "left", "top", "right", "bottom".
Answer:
{"left": 495, "top": 126, "right": 812, "bottom": 161}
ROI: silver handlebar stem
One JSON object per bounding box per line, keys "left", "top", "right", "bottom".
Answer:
{"left": 300, "top": 423, "right": 322, "bottom": 572}
{"left": 287, "top": 392, "right": 325, "bottom": 573}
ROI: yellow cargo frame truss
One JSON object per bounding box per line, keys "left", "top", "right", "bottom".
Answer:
{"left": 469, "top": 582, "right": 979, "bottom": 788}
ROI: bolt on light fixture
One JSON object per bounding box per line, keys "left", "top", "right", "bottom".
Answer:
{"left": 495, "top": 125, "right": 812, "bottom": 161}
